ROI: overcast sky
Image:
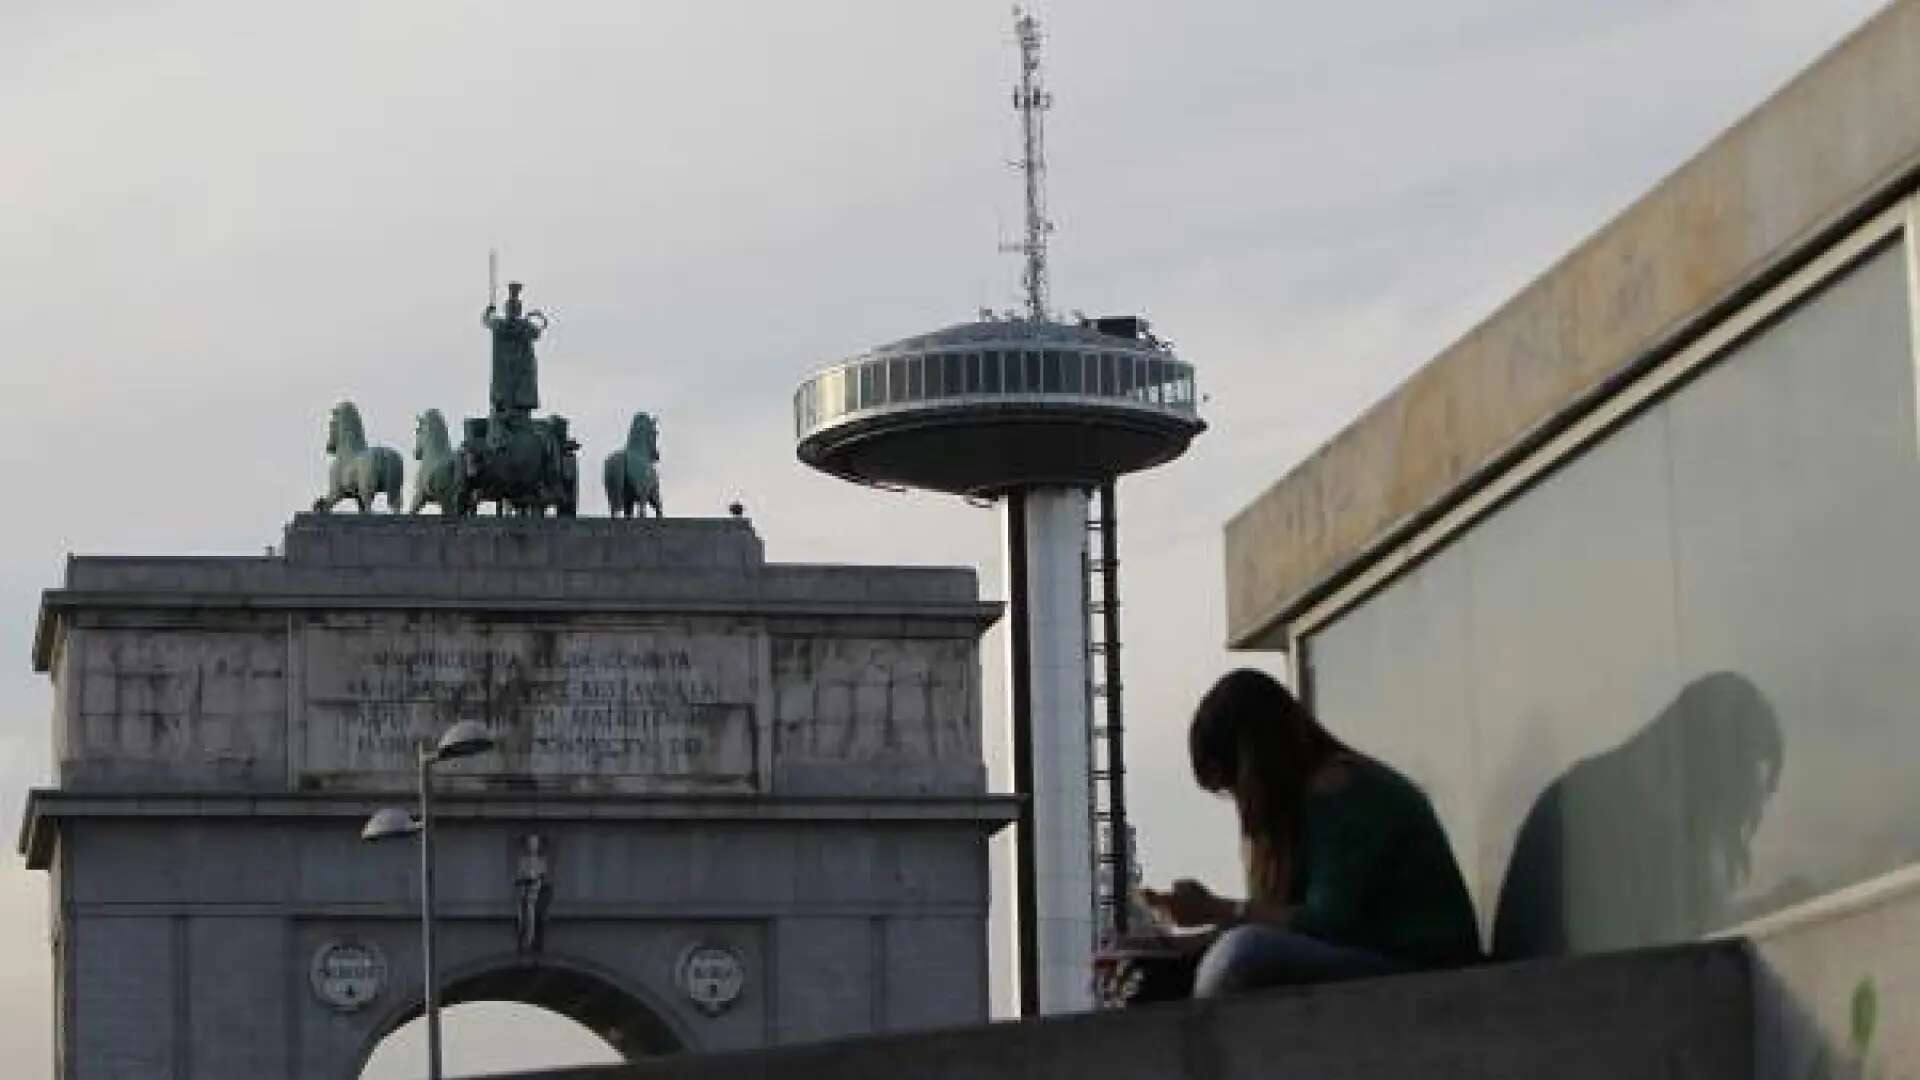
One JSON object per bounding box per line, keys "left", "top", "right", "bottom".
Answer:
{"left": 0, "top": 0, "right": 1893, "bottom": 1074}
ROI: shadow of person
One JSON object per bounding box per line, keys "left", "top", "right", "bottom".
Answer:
{"left": 1490, "top": 671, "right": 1783, "bottom": 960}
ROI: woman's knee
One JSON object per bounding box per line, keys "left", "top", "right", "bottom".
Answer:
{"left": 1192, "top": 925, "right": 1398, "bottom": 998}
{"left": 1192, "top": 924, "right": 1271, "bottom": 998}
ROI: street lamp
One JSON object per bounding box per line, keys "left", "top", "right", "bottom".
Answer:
{"left": 361, "top": 719, "right": 496, "bottom": 1080}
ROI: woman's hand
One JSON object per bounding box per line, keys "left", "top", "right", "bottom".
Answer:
{"left": 1141, "top": 879, "right": 1235, "bottom": 928}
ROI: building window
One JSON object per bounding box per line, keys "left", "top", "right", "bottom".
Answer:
{"left": 1042, "top": 350, "right": 1063, "bottom": 392}
{"left": 1298, "top": 236, "right": 1918, "bottom": 956}
{"left": 886, "top": 357, "right": 907, "bottom": 404}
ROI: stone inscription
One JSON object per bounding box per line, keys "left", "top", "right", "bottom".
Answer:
{"left": 301, "top": 620, "right": 759, "bottom": 789}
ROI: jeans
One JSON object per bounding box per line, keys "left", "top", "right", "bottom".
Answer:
{"left": 1192, "top": 924, "right": 1405, "bottom": 998}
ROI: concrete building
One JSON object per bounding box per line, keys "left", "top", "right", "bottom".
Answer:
{"left": 19, "top": 513, "right": 1014, "bottom": 1078}
{"left": 1225, "top": 0, "right": 1920, "bottom": 1070}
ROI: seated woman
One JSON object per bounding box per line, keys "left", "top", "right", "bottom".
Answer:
{"left": 1137, "top": 669, "right": 1481, "bottom": 997}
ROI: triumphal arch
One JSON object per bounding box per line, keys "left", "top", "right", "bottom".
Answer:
{"left": 22, "top": 514, "right": 1008, "bottom": 1077}
{"left": 18, "top": 286, "right": 1011, "bottom": 1078}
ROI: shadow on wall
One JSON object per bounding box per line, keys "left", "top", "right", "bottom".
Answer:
{"left": 1491, "top": 672, "right": 1784, "bottom": 960}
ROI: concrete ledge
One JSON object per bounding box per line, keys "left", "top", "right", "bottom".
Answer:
{"left": 281, "top": 513, "right": 766, "bottom": 570}
{"left": 17, "top": 789, "right": 1021, "bottom": 868}
{"left": 511, "top": 942, "right": 1754, "bottom": 1080}
{"left": 1225, "top": 0, "right": 1920, "bottom": 648}
{"left": 32, "top": 515, "right": 998, "bottom": 671}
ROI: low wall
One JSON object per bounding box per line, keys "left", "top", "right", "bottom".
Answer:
{"left": 511, "top": 943, "right": 1754, "bottom": 1080}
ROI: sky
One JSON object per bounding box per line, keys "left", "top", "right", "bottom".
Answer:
{"left": 0, "top": 0, "right": 1894, "bottom": 1074}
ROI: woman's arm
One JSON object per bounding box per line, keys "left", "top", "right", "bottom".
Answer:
{"left": 1144, "top": 880, "right": 1293, "bottom": 928}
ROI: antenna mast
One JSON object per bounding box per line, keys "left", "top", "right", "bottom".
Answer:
{"left": 1008, "top": 6, "right": 1054, "bottom": 322}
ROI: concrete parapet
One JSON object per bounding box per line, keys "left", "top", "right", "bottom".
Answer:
{"left": 512, "top": 942, "right": 1755, "bottom": 1080}
{"left": 281, "top": 513, "right": 765, "bottom": 572}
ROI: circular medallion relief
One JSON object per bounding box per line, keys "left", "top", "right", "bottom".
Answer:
{"left": 309, "top": 940, "right": 388, "bottom": 1012}
{"left": 676, "top": 943, "right": 746, "bottom": 1016}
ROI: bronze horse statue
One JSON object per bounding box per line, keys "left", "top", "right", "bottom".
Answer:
{"left": 604, "top": 412, "right": 663, "bottom": 518}
{"left": 315, "top": 401, "right": 404, "bottom": 513}
{"left": 409, "top": 409, "right": 459, "bottom": 514}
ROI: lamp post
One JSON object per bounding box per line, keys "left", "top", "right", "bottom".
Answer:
{"left": 361, "top": 719, "right": 496, "bottom": 1080}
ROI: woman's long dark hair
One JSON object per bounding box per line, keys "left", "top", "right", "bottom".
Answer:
{"left": 1189, "top": 669, "right": 1349, "bottom": 901}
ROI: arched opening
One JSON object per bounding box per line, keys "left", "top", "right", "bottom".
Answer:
{"left": 355, "top": 957, "right": 686, "bottom": 1078}
{"left": 360, "top": 1002, "right": 620, "bottom": 1078}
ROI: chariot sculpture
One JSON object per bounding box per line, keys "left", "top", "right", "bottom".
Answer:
{"left": 451, "top": 281, "right": 580, "bottom": 516}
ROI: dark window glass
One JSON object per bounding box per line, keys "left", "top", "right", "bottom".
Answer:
{"left": 925, "top": 354, "right": 943, "bottom": 397}
{"left": 886, "top": 358, "right": 907, "bottom": 403}
{"left": 859, "top": 362, "right": 878, "bottom": 408}
{"left": 982, "top": 351, "right": 1001, "bottom": 393}
{"left": 1118, "top": 356, "right": 1135, "bottom": 398}
{"left": 1024, "top": 351, "right": 1041, "bottom": 391}
{"left": 1064, "top": 350, "right": 1083, "bottom": 394}
{"left": 1101, "top": 354, "right": 1117, "bottom": 396}
{"left": 907, "top": 355, "right": 924, "bottom": 399}
{"left": 998, "top": 350, "right": 1018, "bottom": 392}
{"left": 1042, "top": 350, "right": 1062, "bottom": 392}
{"left": 946, "top": 354, "right": 964, "bottom": 395}
{"left": 964, "top": 353, "right": 980, "bottom": 393}
{"left": 1147, "top": 359, "right": 1164, "bottom": 403}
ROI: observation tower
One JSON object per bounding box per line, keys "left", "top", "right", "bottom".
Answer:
{"left": 792, "top": 9, "right": 1204, "bottom": 1015}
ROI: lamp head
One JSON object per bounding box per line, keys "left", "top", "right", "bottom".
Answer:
{"left": 361, "top": 807, "right": 421, "bottom": 842}
{"left": 432, "top": 719, "right": 496, "bottom": 762}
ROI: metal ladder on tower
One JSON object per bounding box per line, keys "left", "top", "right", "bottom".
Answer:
{"left": 1085, "top": 480, "right": 1133, "bottom": 961}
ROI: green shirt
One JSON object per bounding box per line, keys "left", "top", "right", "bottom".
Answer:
{"left": 1281, "top": 758, "right": 1482, "bottom": 968}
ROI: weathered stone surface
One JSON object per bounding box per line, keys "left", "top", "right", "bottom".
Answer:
{"left": 37, "top": 517, "right": 997, "bottom": 799}
{"left": 296, "top": 617, "right": 764, "bottom": 793}
{"left": 1224, "top": 0, "right": 1920, "bottom": 647}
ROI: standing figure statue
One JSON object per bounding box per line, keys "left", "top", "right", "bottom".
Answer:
{"left": 314, "top": 401, "right": 404, "bottom": 513}
{"left": 604, "top": 412, "right": 664, "bottom": 518}
{"left": 455, "top": 280, "right": 579, "bottom": 516}
{"left": 514, "top": 834, "right": 552, "bottom": 953}
{"left": 482, "top": 281, "right": 548, "bottom": 423}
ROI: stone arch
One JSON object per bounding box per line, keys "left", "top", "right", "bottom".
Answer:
{"left": 350, "top": 951, "right": 690, "bottom": 1078}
